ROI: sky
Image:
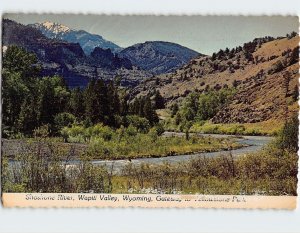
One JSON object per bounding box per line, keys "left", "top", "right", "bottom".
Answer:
{"left": 3, "top": 14, "right": 299, "bottom": 55}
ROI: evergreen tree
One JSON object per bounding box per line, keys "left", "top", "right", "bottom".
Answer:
{"left": 3, "top": 45, "right": 41, "bottom": 79}
{"left": 171, "top": 103, "right": 179, "bottom": 117}
{"left": 107, "top": 81, "right": 121, "bottom": 126}
{"left": 143, "top": 96, "right": 159, "bottom": 125}
{"left": 17, "top": 96, "right": 39, "bottom": 135}
{"left": 69, "top": 87, "right": 85, "bottom": 120}
{"left": 154, "top": 90, "right": 165, "bottom": 109}
{"left": 84, "top": 78, "right": 97, "bottom": 123}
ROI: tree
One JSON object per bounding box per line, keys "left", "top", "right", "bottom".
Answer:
{"left": 289, "top": 46, "right": 299, "bottom": 65}
{"left": 126, "top": 115, "right": 150, "bottom": 133}
{"left": 17, "top": 96, "right": 39, "bottom": 135}
{"left": 232, "top": 80, "right": 238, "bottom": 88}
{"left": 106, "top": 81, "right": 121, "bottom": 126}
{"left": 2, "top": 71, "right": 30, "bottom": 131}
{"left": 3, "top": 45, "right": 40, "bottom": 79}
{"left": 54, "top": 112, "right": 76, "bottom": 133}
{"left": 211, "top": 53, "right": 217, "bottom": 61}
{"left": 278, "top": 114, "right": 299, "bottom": 153}
{"left": 170, "top": 103, "right": 179, "bottom": 117}
{"left": 154, "top": 90, "right": 165, "bottom": 109}
{"left": 143, "top": 96, "right": 159, "bottom": 125}
{"left": 37, "top": 76, "right": 69, "bottom": 127}
{"left": 292, "top": 85, "right": 299, "bottom": 102}
{"left": 84, "top": 79, "right": 109, "bottom": 124}
{"left": 69, "top": 87, "right": 85, "bottom": 120}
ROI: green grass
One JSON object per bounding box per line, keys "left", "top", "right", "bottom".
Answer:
{"left": 58, "top": 123, "right": 242, "bottom": 160}
{"left": 110, "top": 144, "right": 298, "bottom": 195}
{"left": 188, "top": 120, "right": 282, "bottom": 136}
{"left": 86, "top": 133, "right": 241, "bottom": 160}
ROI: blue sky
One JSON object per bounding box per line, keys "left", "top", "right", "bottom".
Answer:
{"left": 4, "top": 14, "right": 298, "bottom": 55}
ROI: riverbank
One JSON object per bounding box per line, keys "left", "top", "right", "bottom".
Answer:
{"left": 2, "top": 133, "right": 242, "bottom": 161}
{"left": 3, "top": 139, "right": 297, "bottom": 195}
{"left": 110, "top": 150, "right": 298, "bottom": 195}
{"left": 190, "top": 121, "right": 282, "bottom": 136}
{"left": 162, "top": 115, "right": 283, "bottom": 136}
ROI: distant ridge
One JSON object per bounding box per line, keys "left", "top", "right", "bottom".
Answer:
{"left": 119, "top": 41, "right": 203, "bottom": 75}
{"left": 30, "top": 21, "right": 121, "bottom": 55}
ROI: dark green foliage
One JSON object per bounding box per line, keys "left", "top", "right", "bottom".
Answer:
{"left": 2, "top": 45, "right": 161, "bottom": 138}
{"left": 289, "top": 46, "right": 299, "bottom": 65}
{"left": 83, "top": 78, "right": 123, "bottom": 127}
{"left": 278, "top": 114, "right": 299, "bottom": 153}
{"left": 143, "top": 96, "right": 159, "bottom": 124}
{"left": 153, "top": 123, "right": 165, "bottom": 136}
{"left": 268, "top": 60, "right": 285, "bottom": 74}
{"left": 68, "top": 87, "right": 85, "bottom": 120}
{"left": 154, "top": 90, "right": 165, "bottom": 109}
{"left": 54, "top": 112, "right": 76, "bottom": 131}
{"left": 211, "top": 52, "right": 217, "bottom": 61}
{"left": 3, "top": 45, "right": 40, "bottom": 78}
{"left": 126, "top": 115, "right": 151, "bottom": 133}
{"left": 287, "top": 31, "right": 298, "bottom": 39}
{"left": 232, "top": 79, "right": 238, "bottom": 88}
{"left": 170, "top": 103, "right": 179, "bottom": 117}
{"left": 129, "top": 95, "right": 159, "bottom": 125}
{"left": 178, "top": 88, "right": 236, "bottom": 124}
{"left": 2, "top": 46, "right": 70, "bottom": 136}
{"left": 292, "top": 85, "right": 299, "bottom": 102}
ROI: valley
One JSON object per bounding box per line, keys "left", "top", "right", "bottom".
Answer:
{"left": 1, "top": 16, "right": 299, "bottom": 195}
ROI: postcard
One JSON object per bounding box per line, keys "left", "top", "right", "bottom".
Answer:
{"left": 1, "top": 14, "right": 299, "bottom": 208}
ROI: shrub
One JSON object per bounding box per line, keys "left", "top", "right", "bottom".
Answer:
{"left": 126, "top": 125, "right": 138, "bottom": 137}
{"left": 90, "top": 123, "right": 114, "bottom": 141}
{"left": 268, "top": 60, "right": 285, "bottom": 74}
{"left": 277, "top": 114, "right": 299, "bottom": 153}
{"left": 126, "top": 115, "right": 150, "bottom": 133}
{"left": 54, "top": 112, "right": 76, "bottom": 131}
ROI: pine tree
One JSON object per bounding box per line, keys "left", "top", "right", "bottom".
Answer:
{"left": 17, "top": 96, "right": 39, "bottom": 135}
{"left": 143, "top": 96, "right": 159, "bottom": 125}
{"left": 84, "top": 79, "right": 97, "bottom": 123}
{"left": 69, "top": 87, "right": 85, "bottom": 120}
{"left": 154, "top": 90, "right": 165, "bottom": 109}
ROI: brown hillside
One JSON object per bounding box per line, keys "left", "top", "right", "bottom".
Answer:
{"left": 132, "top": 35, "right": 299, "bottom": 124}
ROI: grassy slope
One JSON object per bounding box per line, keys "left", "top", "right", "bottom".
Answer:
{"left": 137, "top": 37, "right": 299, "bottom": 135}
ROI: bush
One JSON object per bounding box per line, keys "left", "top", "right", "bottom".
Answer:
{"left": 54, "top": 112, "right": 76, "bottom": 132}
{"left": 277, "top": 114, "right": 299, "bottom": 153}
{"left": 90, "top": 123, "right": 114, "bottom": 141}
{"left": 126, "top": 125, "right": 138, "bottom": 137}
{"left": 126, "top": 115, "right": 150, "bottom": 133}
{"left": 268, "top": 60, "right": 285, "bottom": 74}
{"left": 153, "top": 123, "right": 165, "bottom": 136}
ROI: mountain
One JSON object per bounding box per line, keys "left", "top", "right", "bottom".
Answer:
{"left": 2, "top": 19, "right": 149, "bottom": 88}
{"left": 132, "top": 35, "right": 299, "bottom": 124}
{"left": 2, "top": 19, "right": 86, "bottom": 65}
{"left": 30, "top": 21, "right": 121, "bottom": 55}
{"left": 119, "top": 41, "right": 202, "bottom": 75}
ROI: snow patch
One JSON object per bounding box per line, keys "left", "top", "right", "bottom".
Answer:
{"left": 39, "top": 21, "right": 71, "bottom": 34}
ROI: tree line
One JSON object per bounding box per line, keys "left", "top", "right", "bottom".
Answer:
{"left": 2, "top": 45, "right": 162, "bottom": 138}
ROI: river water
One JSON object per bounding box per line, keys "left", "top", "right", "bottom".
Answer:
{"left": 87, "top": 133, "right": 274, "bottom": 173}
{"left": 4, "top": 133, "right": 273, "bottom": 173}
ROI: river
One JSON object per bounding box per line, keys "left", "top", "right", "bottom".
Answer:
{"left": 4, "top": 133, "right": 273, "bottom": 173}
{"left": 87, "top": 133, "right": 274, "bottom": 173}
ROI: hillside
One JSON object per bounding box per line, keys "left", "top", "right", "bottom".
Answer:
{"left": 119, "top": 41, "right": 202, "bottom": 75}
{"left": 132, "top": 35, "right": 299, "bottom": 124}
{"left": 30, "top": 21, "right": 121, "bottom": 54}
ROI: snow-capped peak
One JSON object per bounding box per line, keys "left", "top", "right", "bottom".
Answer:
{"left": 36, "top": 21, "right": 71, "bottom": 34}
